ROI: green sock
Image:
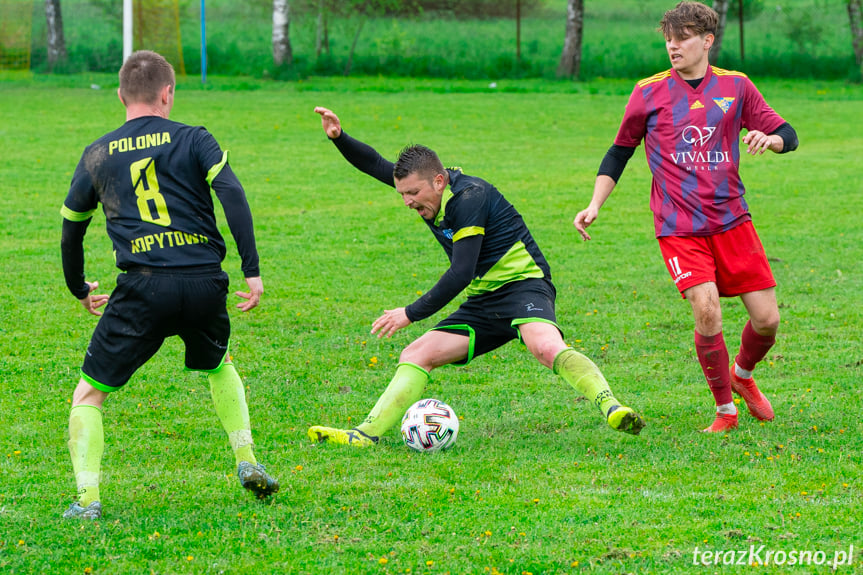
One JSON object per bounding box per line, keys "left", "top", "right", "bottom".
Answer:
{"left": 208, "top": 362, "right": 256, "bottom": 466}
{"left": 553, "top": 348, "right": 620, "bottom": 417}
{"left": 356, "top": 363, "right": 430, "bottom": 439}
{"left": 68, "top": 405, "right": 104, "bottom": 506}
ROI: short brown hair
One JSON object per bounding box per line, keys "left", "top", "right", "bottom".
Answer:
{"left": 393, "top": 144, "right": 445, "bottom": 183}
{"left": 118, "top": 50, "right": 175, "bottom": 105}
{"left": 659, "top": 1, "right": 718, "bottom": 39}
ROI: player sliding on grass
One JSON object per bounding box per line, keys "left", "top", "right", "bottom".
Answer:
{"left": 573, "top": 2, "right": 798, "bottom": 432}
{"left": 60, "top": 51, "right": 278, "bottom": 519}
{"left": 308, "top": 106, "right": 645, "bottom": 447}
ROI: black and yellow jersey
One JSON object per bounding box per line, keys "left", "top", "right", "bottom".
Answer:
{"left": 61, "top": 116, "right": 258, "bottom": 289}
{"left": 330, "top": 131, "right": 551, "bottom": 322}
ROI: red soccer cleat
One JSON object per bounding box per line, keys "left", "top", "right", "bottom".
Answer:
{"left": 730, "top": 372, "right": 775, "bottom": 421}
{"left": 701, "top": 412, "right": 739, "bottom": 433}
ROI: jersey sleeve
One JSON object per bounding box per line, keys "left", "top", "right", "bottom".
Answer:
{"left": 61, "top": 150, "right": 99, "bottom": 222}
{"left": 60, "top": 150, "right": 100, "bottom": 299}
{"left": 740, "top": 78, "right": 785, "bottom": 135}
{"left": 404, "top": 184, "right": 488, "bottom": 322}
{"left": 405, "top": 234, "right": 482, "bottom": 322}
{"left": 613, "top": 86, "right": 648, "bottom": 148}
{"left": 331, "top": 131, "right": 396, "bottom": 187}
{"left": 211, "top": 160, "right": 260, "bottom": 278}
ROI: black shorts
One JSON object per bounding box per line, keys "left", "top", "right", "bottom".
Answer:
{"left": 431, "top": 277, "right": 561, "bottom": 365}
{"left": 81, "top": 265, "right": 231, "bottom": 391}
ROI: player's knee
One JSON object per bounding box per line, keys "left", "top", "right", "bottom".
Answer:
{"left": 752, "top": 310, "right": 780, "bottom": 335}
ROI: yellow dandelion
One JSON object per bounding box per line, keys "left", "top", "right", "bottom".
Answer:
{"left": 17, "top": 540, "right": 24, "bottom": 546}
{"left": 484, "top": 530, "right": 492, "bottom": 537}
{"left": 186, "top": 556, "right": 194, "bottom": 562}
{"left": 426, "top": 560, "right": 434, "bottom": 566}
{"left": 295, "top": 465, "right": 303, "bottom": 471}
{"left": 379, "top": 557, "right": 389, "bottom": 565}
{"left": 84, "top": 569, "right": 93, "bottom": 574}
{"left": 13, "top": 450, "right": 20, "bottom": 455}
{"left": 532, "top": 498, "right": 540, "bottom": 504}
{"left": 570, "top": 561, "right": 579, "bottom": 567}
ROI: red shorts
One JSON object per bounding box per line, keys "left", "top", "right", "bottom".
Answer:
{"left": 657, "top": 221, "right": 776, "bottom": 298}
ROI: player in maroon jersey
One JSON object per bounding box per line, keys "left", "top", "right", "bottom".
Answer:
{"left": 573, "top": 1, "right": 798, "bottom": 432}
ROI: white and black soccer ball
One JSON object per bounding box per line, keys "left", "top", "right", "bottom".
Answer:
{"left": 400, "top": 398, "right": 459, "bottom": 452}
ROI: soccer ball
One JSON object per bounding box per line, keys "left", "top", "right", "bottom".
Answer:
{"left": 400, "top": 398, "right": 459, "bottom": 452}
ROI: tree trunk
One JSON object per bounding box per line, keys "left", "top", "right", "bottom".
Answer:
{"left": 709, "top": 0, "right": 730, "bottom": 64}
{"left": 344, "top": 16, "right": 366, "bottom": 76}
{"left": 272, "top": 0, "right": 292, "bottom": 66}
{"left": 849, "top": 0, "right": 863, "bottom": 78}
{"left": 557, "top": 0, "right": 584, "bottom": 79}
{"left": 516, "top": 0, "right": 521, "bottom": 62}
{"left": 316, "top": 0, "right": 324, "bottom": 57}
{"left": 45, "top": 0, "right": 67, "bottom": 70}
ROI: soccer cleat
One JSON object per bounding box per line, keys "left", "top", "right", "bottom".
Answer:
{"left": 62, "top": 501, "right": 102, "bottom": 520}
{"left": 307, "top": 426, "right": 377, "bottom": 447}
{"left": 237, "top": 461, "right": 280, "bottom": 499}
{"left": 605, "top": 405, "right": 646, "bottom": 436}
{"left": 730, "top": 372, "right": 775, "bottom": 421}
{"left": 701, "top": 412, "right": 739, "bottom": 433}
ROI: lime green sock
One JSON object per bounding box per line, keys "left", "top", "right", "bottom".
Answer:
{"left": 208, "top": 362, "right": 256, "bottom": 466}
{"left": 356, "top": 363, "right": 430, "bottom": 439}
{"left": 553, "top": 348, "right": 620, "bottom": 417}
{"left": 68, "top": 405, "right": 104, "bottom": 506}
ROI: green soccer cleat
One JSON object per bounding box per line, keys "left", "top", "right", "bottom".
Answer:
{"left": 62, "top": 501, "right": 102, "bottom": 520}
{"left": 237, "top": 461, "right": 280, "bottom": 499}
{"left": 307, "top": 426, "right": 377, "bottom": 447}
{"left": 605, "top": 405, "right": 646, "bottom": 435}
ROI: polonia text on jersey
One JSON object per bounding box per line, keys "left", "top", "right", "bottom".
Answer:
{"left": 108, "top": 132, "right": 171, "bottom": 155}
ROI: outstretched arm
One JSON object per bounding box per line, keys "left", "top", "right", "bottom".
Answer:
{"left": 315, "top": 106, "right": 395, "bottom": 187}
{"left": 370, "top": 234, "right": 483, "bottom": 338}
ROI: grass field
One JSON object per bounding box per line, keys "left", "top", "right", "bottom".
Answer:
{"left": 1, "top": 75, "right": 862, "bottom": 573}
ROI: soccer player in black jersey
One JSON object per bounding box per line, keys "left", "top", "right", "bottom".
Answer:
{"left": 60, "top": 51, "right": 278, "bottom": 519}
{"left": 308, "top": 107, "right": 645, "bottom": 448}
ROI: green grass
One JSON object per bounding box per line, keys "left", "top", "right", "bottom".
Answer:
{"left": 19, "top": 0, "right": 861, "bottom": 80}
{"left": 1, "top": 76, "right": 862, "bottom": 573}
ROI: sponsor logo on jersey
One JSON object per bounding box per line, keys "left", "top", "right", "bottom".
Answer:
{"left": 669, "top": 126, "right": 731, "bottom": 169}
{"left": 713, "top": 97, "right": 735, "bottom": 114}
{"left": 442, "top": 228, "right": 454, "bottom": 239}
{"left": 690, "top": 100, "right": 704, "bottom": 110}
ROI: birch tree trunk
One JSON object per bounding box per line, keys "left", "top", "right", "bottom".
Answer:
{"left": 45, "top": 0, "right": 67, "bottom": 70}
{"left": 273, "top": 0, "right": 293, "bottom": 66}
{"left": 709, "top": 0, "right": 730, "bottom": 64}
{"left": 557, "top": 0, "right": 584, "bottom": 79}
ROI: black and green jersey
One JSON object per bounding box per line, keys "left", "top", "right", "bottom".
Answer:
{"left": 331, "top": 131, "right": 551, "bottom": 322}
{"left": 61, "top": 116, "right": 258, "bottom": 297}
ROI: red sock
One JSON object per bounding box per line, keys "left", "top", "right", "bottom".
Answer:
{"left": 735, "top": 321, "right": 776, "bottom": 373}
{"left": 694, "top": 331, "right": 732, "bottom": 406}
